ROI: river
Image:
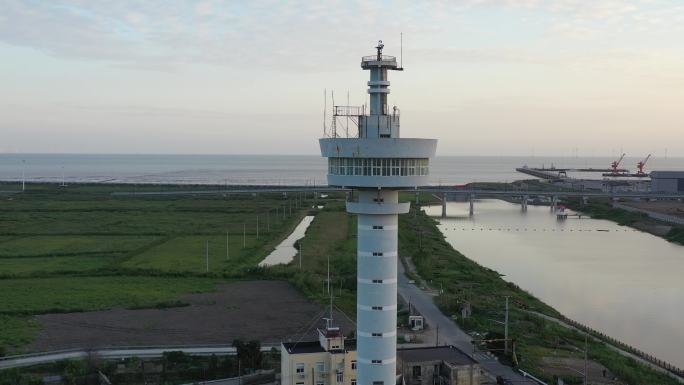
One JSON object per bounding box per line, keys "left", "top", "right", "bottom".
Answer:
{"left": 423, "top": 200, "right": 684, "bottom": 368}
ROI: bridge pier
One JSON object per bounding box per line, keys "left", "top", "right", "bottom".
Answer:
{"left": 521, "top": 195, "right": 529, "bottom": 212}
{"left": 441, "top": 193, "right": 447, "bottom": 218}
{"left": 550, "top": 195, "right": 558, "bottom": 212}
{"left": 469, "top": 194, "right": 475, "bottom": 217}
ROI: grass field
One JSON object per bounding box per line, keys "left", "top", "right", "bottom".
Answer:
{"left": 0, "top": 182, "right": 322, "bottom": 353}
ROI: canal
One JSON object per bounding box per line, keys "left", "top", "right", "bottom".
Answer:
{"left": 423, "top": 200, "right": 684, "bottom": 368}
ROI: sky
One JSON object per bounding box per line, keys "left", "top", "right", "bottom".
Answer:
{"left": 0, "top": 0, "right": 683, "bottom": 156}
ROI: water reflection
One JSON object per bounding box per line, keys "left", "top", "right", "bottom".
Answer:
{"left": 259, "top": 216, "right": 314, "bottom": 266}
{"left": 424, "top": 200, "right": 684, "bottom": 367}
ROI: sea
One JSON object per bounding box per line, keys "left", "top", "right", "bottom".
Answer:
{"left": 1, "top": 154, "right": 683, "bottom": 185}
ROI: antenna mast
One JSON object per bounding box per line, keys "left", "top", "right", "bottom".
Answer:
{"left": 400, "top": 32, "right": 403, "bottom": 69}
{"left": 323, "top": 89, "right": 327, "bottom": 137}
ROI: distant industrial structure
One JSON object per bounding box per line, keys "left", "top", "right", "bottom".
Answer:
{"left": 318, "top": 41, "right": 437, "bottom": 385}
{"left": 651, "top": 171, "right": 684, "bottom": 193}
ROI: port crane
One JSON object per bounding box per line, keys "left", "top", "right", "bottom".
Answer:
{"left": 636, "top": 154, "right": 651, "bottom": 176}
{"left": 610, "top": 153, "right": 626, "bottom": 174}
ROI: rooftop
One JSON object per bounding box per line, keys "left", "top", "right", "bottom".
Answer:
{"left": 282, "top": 339, "right": 357, "bottom": 355}
{"left": 397, "top": 345, "right": 476, "bottom": 366}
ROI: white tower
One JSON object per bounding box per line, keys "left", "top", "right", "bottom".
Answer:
{"left": 320, "top": 41, "right": 437, "bottom": 385}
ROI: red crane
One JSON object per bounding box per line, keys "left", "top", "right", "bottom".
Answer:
{"left": 611, "top": 153, "right": 626, "bottom": 174}
{"left": 636, "top": 154, "right": 651, "bottom": 176}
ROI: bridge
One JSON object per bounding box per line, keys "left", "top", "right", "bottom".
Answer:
{"left": 110, "top": 186, "right": 684, "bottom": 218}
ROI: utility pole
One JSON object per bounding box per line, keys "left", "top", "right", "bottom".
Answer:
{"left": 226, "top": 231, "right": 229, "bottom": 260}
{"left": 436, "top": 324, "right": 439, "bottom": 346}
{"left": 327, "top": 255, "right": 330, "bottom": 294}
{"left": 584, "top": 334, "right": 588, "bottom": 385}
{"left": 21, "top": 159, "right": 25, "bottom": 191}
{"left": 299, "top": 241, "right": 303, "bottom": 269}
{"left": 504, "top": 296, "right": 509, "bottom": 354}
{"left": 267, "top": 210, "right": 270, "bottom": 232}
{"left": 256, "top": 215, "right": 259, "bottom": 239}
{"left": 243, "top": 223, "right": 246, "bottom": 248}
{"left": 205, "top": 240, "right": 209, "bottom": 273}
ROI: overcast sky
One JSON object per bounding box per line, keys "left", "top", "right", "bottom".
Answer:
{"left": 1, "top": 0, "right": 683, "bottom": 156}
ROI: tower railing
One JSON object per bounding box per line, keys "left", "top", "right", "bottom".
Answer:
{"left": 361, "top": 55, "right": 397, "bottom": 63}
{"left": 333, "top": 106, "right": 365, "bottom": 117}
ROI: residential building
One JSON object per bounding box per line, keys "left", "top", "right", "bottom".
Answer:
{"left": 397, "top": 346, "right": 481, "bottom": 385}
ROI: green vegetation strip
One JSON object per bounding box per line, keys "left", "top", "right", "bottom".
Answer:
{"left": 564, "top": 198, "right": 684, "bottom": 246}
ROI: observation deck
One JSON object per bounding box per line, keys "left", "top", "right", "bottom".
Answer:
{"left": 361, "top": 55, "right": 400, "bottom": 70}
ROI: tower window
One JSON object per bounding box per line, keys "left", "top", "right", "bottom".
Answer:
{"left": 372, "top": 306, "right": 383, "bottom": 310}
{"left": 372, "top": 360, "right": 382, "bottom": 364}
{"left": 372, "top": 279, "right": 383, "bottom": 283}
{"left": 372, "top": 332, "right": 382, "bottom": 337}
{"left": 372, "top": 225, "right": 384, "bottom": 229}
{"left": 372, "top": 252, "right": 383, "bottom": 256}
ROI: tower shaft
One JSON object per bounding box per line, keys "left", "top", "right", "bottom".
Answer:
{"left": 320, "top": 41, "right": 437, "bottom": 385}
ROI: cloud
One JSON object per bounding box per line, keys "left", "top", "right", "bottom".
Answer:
{"left": 0, "top": 0, "right": 681, "bottom": 72}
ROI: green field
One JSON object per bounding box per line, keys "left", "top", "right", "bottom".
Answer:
{"left": 0, "top": 183, "right": 320, "bottom": 353}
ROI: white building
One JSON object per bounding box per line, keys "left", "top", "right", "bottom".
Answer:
{"left": 319, "top": 41, "right": 437, "bottom": 385}
{"left": 281, "top": 327, "right": 358, "bottom": 385}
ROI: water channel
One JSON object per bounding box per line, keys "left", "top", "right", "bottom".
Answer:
{"left": 259, "top": 215, "right": 314, "bottom": 267}
{"left": 423, "top": 200, "right": 684, "bottom": 367}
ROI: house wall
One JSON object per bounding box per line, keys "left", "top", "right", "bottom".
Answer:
{"left": 281, "top": 346, "right": 358, "bottom": 385}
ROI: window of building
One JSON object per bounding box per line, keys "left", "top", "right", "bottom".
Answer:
{"left": 372, "top": 225, "right": 384, "bottom": 229}
{"left": 371, "top": 360, "right": 382, "bottom": 364}
{"left": 412, "top": 365, "right": 421, "bottom": 377}
{"left": 372, "top": 252, "right": 383, "bottom": 256}
{"left": 316, "top": 362, "right": 325, "bottom": 372}
{"left": 372, "top": 332, "right": 382, "bottom": 337}
{"left": 297, "top": 383, "right": 304, "bottom": 385}
{"left": 372, "top": 306, "right": 383, "bottom": 310}
{"left": 328, "top": 158, "right": 429, "bottom": 177}
{"left": 372, "top": 381, "right": 384, "bottom": 385}
{"left": 351, "top": 361, "right": 357, "bottom": 370}
{"left": 337, "top": 372, "right": 344, "bottom": 383}
{"left": 316, "top": 382, "right": 325, "bottom": 385}
{"left": 373, "top": 198, "right": 384, "bottom": 203}
{"left": 296, "top": 363, "right": 305, "bottom": 374}
{"left": 351, "top": 380, "right": 357, "bottom": 385}
{"left": 372, "top": 279, "right": 383, "bottom": 283}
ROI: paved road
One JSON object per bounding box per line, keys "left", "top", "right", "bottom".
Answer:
{"left": 0, "top": 345, "right": 279, "bottom": 370}
{"left": 397, "top": 261, "right": 537, "bottom": 384}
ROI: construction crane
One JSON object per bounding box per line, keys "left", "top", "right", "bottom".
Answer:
{"left": 636, "top": 154, "right": 651, "bottom": 176}
{"left": 610, "top": 153, "right": 626, "bottom": 174}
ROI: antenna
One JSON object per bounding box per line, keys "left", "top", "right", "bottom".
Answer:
{"left": 323, "top": 89, "right": 327, "bottom": 137}
{"left": 400, "top": 32, "right": 403, "bottom": 69}
{"left": 331, "top": 90, "right": 336, "bottom": 138}
{"left": 327, "top": 255, "right": 334, "bottom": 328}
{"left": 346, "top": 91, "right": 350, "bottom": 138}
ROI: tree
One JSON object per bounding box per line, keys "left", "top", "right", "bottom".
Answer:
{"left": 232, "top": 340, "right": 263, "bottom": 372}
